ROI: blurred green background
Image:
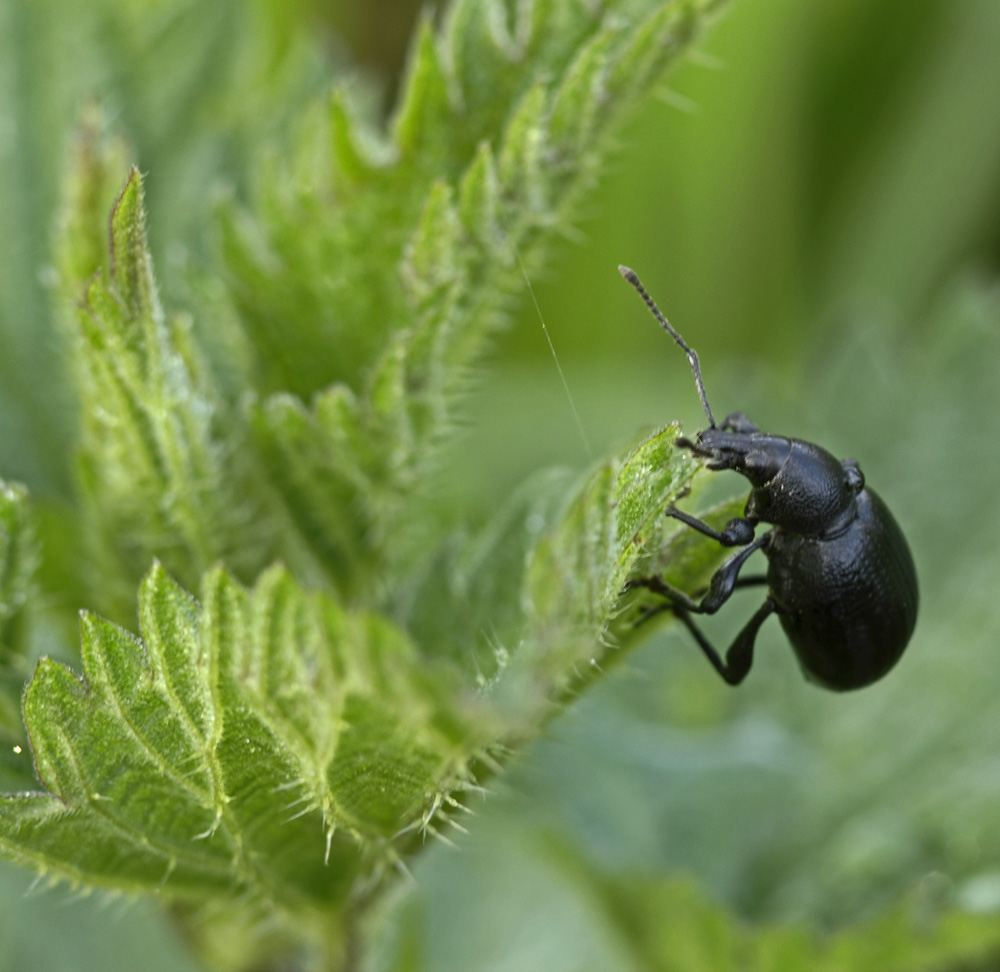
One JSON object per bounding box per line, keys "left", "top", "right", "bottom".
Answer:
{"left": 3, "top": 0, "right": 1000, "bottom": 968}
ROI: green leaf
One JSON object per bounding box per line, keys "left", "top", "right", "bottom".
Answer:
{"left": 0, "top": 479, "right": 38, "bottom": 745}
{"left": 0, "top": 415, "right": 725, "bottom": 935}
{"left": 400, "top": 180, "right": 461, "bottom": 305}
{"left": 0, "top": 480, "right": 38, "bottom": 636}
{"left": 3, "top": 2, "right": 740, "bottom": 967}
{"left": 108, "top": 167, "right": 158, "bottom": 324}
{"left": 0, "top": 563, "right": 481, "bottom": 924}
{"left": 547, "top": 25, "right": 620, "bottom": 163}
{"left": 392, "top": 17, "right": 454, "bottom": 158}
{"left": 61, "top": 166, "right": 259, "bottom": 619}
{"left": 238, "top": 2, "right": 726, "bottom": 591}
{"left": 524, "top": 426, "right": 697, "bottom": 636}
{"left": 487, "top": 425, "right": 703, "bottom": 723}
{"left": 328, "top": 89, "right": 380, "bottom": 188}
{"left": 51, "top": 106, "right": 134, "bottom": 313}
{"left": 457, "top": 142, "right": 501, "bottom": 244}
{"left": 495, "top": 82, "right": 548, "bottom": 209}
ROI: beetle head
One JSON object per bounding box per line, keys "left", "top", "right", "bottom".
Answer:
{"left": 679, "top": 428, "right": 790, "bottom": 486}
{"left": 682, "top": 431, "right": 864, "bottom": 536}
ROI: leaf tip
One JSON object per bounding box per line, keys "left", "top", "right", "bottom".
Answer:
{"left": 108, "top": 165, "right": 144, "bottom": 253}
{"left": 77, "top": 610, "right": 101, "bottom": 645}
{"left": 108, "top": 165, "right": 157, "bottom": 315}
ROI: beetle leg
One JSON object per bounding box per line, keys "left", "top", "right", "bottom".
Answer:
{"left": 699, "top": 532, "right": 772, "bottom": 611}
{"left": 683, "top": 572, "right": 768, "bottom": 599}
{"left": 733, "top": 573, "right": 768, "bottom": 589}
{"left": 666, "top": 504, "right": 756, "bottom": 547}
{"left": 628, "top": 574, "right": 702, "bottom": 613}
{"left": 629, "top": 537, "right": 775, "bottom": 682}
{"left": 629, "top": 532, "right": 771, "bottom": 615}
{"left": 673, "top": 598, "right": 777, "bottom": 685}
{"left": 681, "top": 572, "right": 768, "bottom": 600}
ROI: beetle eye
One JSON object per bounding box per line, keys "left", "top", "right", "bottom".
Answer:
{"left": 842, "top": 460, "right": 865, "bottom": 492}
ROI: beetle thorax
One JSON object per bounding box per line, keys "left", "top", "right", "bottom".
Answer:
{"left": 745, "top": 439, "right": 859, "bottom": 537}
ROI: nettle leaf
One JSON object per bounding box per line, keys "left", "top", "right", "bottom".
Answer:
{"left": 0, "top": 480, "right": 38, "bottom": 636}
{"left": 393, "top": 17, "right": 455, "bottom": 158}
{"left": 237, "top": 0, "right": 726, "bottom": 594}
{"left": 52, "top": 107, "right": 134, "bottom": 313}
{"left": 0, "top": 479, "right": 39, "bottom": 745}
{"left": 0, "top": 563, "right": 481, "bottom": 920}
{"left": 490, "top": 425, "right": 706, "bottom": 722}
{"left": 0, "top": 427, "right": 719, "bottom": 918}
{"left": 65, "top": 166, "right": 259, "bottom": 618}
{"left": 5, "top": 0, "right": 735, "bottom": 963}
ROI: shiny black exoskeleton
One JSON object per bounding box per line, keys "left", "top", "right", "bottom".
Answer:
{"left": 620, "top": 267, "right": 918, "bottom": 690}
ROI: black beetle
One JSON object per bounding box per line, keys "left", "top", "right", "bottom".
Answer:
{"left": 619, "top": 266, "right": 918, "bottom": 690}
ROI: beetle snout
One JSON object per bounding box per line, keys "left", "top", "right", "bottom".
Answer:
{"left": 680, "top": 429, "right": 791, "bottom": 486}
{"left": 676, "top": 431, "right": 737, "bottom": 468}
{"left": 678, "top": 427, "right": 739, "bottom": 456}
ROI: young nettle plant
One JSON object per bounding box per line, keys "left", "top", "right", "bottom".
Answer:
{"left": 0, "top": 0, "right": 732, "bottom": 968}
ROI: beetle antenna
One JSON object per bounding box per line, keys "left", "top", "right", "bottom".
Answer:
{"left": 618, "top": 265, "right": 716, "bottom": 429}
